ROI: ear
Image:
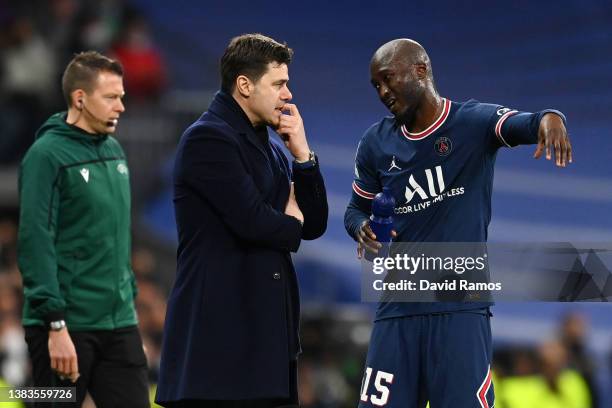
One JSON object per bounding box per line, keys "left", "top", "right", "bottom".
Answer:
{"left": 71, "top": 89, "right": 85, "bottom": 109}
{"left": 414, "top": 63, "right": 428, "bottom": 80}
{"left": 235, "top": 75, "right": 252, "bottom": 97}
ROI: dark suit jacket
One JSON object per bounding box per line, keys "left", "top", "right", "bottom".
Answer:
{"left": 156, "top": 91, "right": 328, "bottom": 403}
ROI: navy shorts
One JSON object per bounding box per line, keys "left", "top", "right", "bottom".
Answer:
{"left": 358, "top": 310, "right": 494, "bottom": 408}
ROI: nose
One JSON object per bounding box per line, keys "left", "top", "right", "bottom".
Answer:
{"left": 281, "top": 85, "right": 292, "bottom": 102}
{"left": 116, "top": 98, "right": 125, "bottom": 113}
{"left": 378, "top": 84, "right": 390, "bottom": 101}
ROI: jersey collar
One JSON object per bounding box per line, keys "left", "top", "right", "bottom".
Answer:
{"left": 400, "top": 98, "right": 451, "bottom": 141}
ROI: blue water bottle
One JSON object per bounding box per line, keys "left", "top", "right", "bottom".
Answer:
{"left": 367, "top": 186, "right": 395, "bottom": 260}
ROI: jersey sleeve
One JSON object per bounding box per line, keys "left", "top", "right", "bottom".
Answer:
{"left": 344, "top": 130, "right": 380, "bottom": 240}
{"left": 486, "top": 104, "right": 567, "bottom": 148}
{"left": 17, "top": 144, "right": 66, "bottom": 324}
{"left": 352, "top": 132, "right": 381, "bottom": 200}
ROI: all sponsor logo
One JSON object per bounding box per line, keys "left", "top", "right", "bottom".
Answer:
{"left": 395, "top": 165, "right": 465, "bottom": 214}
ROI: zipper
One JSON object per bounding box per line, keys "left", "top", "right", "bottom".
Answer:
{"left": 94, "top": 138, "right": 120, "bottom": 327}
{"left": 107, "top": 151, "right": 120, "bottom": 328}
{"left": 95, "top": 139, "right": 108, "bottom": 169}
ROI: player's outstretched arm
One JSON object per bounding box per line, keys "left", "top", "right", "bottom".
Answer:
{"left": 533, "top": 113, "right": 572, "bottom": 167}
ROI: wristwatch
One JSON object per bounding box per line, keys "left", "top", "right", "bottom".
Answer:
{"left": 294, "top": 151, "right": 316, "bottom": 167}
{"left": 49, "top": 320, "right": 66, "bottom": 331}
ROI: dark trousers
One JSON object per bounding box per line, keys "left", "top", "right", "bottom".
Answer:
{"left": 161, "top": 360, "right": 298, "bottom": 408}
{"left": 24, "top": 325, "right": 150, "bottom": 408}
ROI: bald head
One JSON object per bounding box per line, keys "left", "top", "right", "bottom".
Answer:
{"left": 371, "top": 38, "right": 432, "bottom": 79}
{"left": 368, "top": 38, "right": 439, "bottom": 126}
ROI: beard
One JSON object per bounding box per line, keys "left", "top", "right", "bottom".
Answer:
{"left": 394, "top": 85, "right": 425, "bottom": 127}
{"left": 394, "top": 106, "right": 416, "bottom": 127}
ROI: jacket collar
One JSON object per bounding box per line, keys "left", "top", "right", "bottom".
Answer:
{"left": 207, "top": 91, "right": 254, "bottom": 133}
{"left": 65, "top": 121, "right": 109, "bottom": 143}
{"left": 207, "top": 90, "right": 270, "bottom": 159}
{"left": 36, "top": 112, "right": 108, "bottom": 144}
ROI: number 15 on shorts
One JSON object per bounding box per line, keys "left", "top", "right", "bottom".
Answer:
{"left": 360, "top": 367, "right": 394, "bottom": 406}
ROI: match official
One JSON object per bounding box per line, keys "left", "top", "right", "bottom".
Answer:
{"left": 17, "top": 51, "right": 149, "bottom": 407}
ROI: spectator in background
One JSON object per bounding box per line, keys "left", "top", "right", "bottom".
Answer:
{"left": 111, "top": 11, "right": 167, "bottom": 102}
{"left": 36, "top": 0, "right": 81, "bottom": 68}
{"left": 75, "top": 0, "right": 122, "bottom": 52}
{"left": 497, "top": 340, "right": 592, "bottom": 408}
{"left": 37, "top": 0, "right": 126, "bottom": 64}
{"left": 0, "top": 274, "right": 28, "bottom": 387}
{"left": 0, "top": 218, "right": 29, "bottom": 392}
{"left": 0, "top": 14, "right": 56, "bottom": 163}
{"left": 0, "top": 219, "right": 18, "bottom": 270}
{"left": 0, "top": 15, "right": 56, "bottom": 101}
{"left": 135, "top": 279, "right": 166, "bottom": 381}
{"left": 0, "top": 218, "right": 22, "bottom": 302}
{"left": 538, "top": 340, "right": 592, "bottom": 408}
{"left": 132, "top": 246, "right": 160, "bottom": 282}
{"left": 560, "top": 312, "right": 598, "bottom": 407}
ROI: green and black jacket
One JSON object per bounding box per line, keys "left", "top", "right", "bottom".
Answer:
{"left": 18, "top": 112, "right": 138, "bottom": 330}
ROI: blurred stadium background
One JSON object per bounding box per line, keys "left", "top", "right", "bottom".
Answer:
{"left": 0, "top": 0, "right": 611, "bottom": 406}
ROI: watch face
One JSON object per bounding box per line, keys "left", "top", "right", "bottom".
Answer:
{"left": 50, "top": 320, "right": 66, "bottom": 330}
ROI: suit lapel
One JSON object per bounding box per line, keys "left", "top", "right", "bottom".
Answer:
{"left": 209, "top": 92, "right": 270, "bottom": 158}
{"left": 207, "top": 91, "right": 275, "bottom": 186}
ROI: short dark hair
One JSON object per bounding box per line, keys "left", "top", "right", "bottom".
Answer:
{"left": 61, "top": 51, "right": 123, "bottom": 107}
{"left": 220, "top": 33, "right": 293, "bottom": 93}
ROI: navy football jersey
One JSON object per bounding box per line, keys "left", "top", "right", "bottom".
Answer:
{"left": 344, "top": 98, "right": 565, "bottom": 319}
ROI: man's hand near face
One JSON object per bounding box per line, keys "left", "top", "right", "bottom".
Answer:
{"left": 276, "top": 103, "right": 311, "bottom": 162}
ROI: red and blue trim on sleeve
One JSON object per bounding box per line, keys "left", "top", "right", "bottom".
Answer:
{"left": 352, "top": 182, "right": 377, "bottom": 200}
{"left": 494, "top": 110, "right": 518, "bottom": 147}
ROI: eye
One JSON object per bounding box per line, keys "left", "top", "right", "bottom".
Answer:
{"left": 384, "top": 73, "right": 393, "bottom": 82}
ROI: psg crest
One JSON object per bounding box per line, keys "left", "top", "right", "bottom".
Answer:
{"left": 434, "top": 136, "right": 452, "bottom": 156}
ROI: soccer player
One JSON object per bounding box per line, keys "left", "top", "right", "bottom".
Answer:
{"left": 344, "top": 39, "right": 571, "bottom": 408}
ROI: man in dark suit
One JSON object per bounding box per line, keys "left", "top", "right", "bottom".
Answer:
{"left": 156, "top": 34, "right": 328, "bottom": 408}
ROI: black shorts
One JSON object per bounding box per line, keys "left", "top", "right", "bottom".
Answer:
{"left": 24, "top": 325, "right": 150, "bottom": 407}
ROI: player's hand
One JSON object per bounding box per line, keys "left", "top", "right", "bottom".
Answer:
{"left": 356, "top": 220, "right": 397, "bottom": 259}
{"left": 533, "top": 113, "right": 572, "bottom": 167}
{"left": 285, "top": 182, "right": 304, "bottom": 224}
{"left": 276, "top": 103, "right": 311, "bottom": 162}
{"left": 48, "top": 328, "right": 80, "bottom": 383}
